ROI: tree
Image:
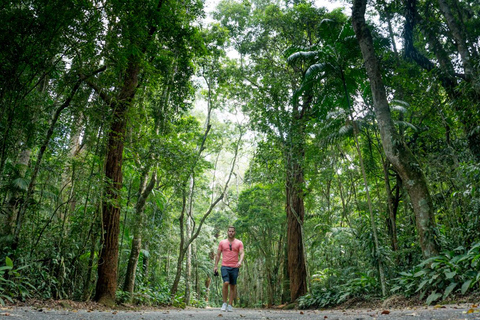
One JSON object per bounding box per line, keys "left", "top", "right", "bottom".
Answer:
{"left": 352, "top": 0, "right": 440, "bottom": 258}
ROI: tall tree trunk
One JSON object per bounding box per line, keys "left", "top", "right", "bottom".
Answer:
{"left": 285, "top": 150, "right": 307, "bottom": 302}
{"left": 123, "top": 170, "right": 156, "bottom": 298}
{"left": 352, "top": 0, "right": 440, "bottom": 258}
{"left": 94, "top": 60, "right": 140, "bottom": 306}
{"left": 184, "top": 175, "right": 194, "bottom": 305}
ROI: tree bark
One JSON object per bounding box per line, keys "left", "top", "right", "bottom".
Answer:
{"left": 351, "top": 0, "right": 440, "bottom": 258}
{"left": 285, "top": 151, "right": 307, "bottom": 302}
{"left": 94, "top": 60, "right": 140, "bottom": 306}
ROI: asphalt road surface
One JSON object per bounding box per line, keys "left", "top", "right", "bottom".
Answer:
{"left": 2, "top": 304, "right": 480, "bottom": 320}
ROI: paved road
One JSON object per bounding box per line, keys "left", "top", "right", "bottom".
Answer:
{"left": 2, "top": 304, "right": 480, "bottom": 320}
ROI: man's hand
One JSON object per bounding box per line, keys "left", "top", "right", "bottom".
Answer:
{"left": 235, "top": 262, "right": 242, "bottom": 268}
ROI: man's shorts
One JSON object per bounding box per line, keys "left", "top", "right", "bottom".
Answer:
{"left": 221, "top": 266, "right": 239, "bottom": 285}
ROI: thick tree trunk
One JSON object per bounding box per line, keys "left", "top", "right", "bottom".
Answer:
{"left": 94, "top": 60, "right": 140, "bottom": 306}
{"left": 352, "top": 0, "right": 440, "bottom": 258}
{"left": 285, "top": 154, "right": 307, "bottom": 302}
{"left": 94, "top": 104, "right": 127, "bottom": 305}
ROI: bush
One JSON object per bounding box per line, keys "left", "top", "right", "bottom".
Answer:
{"left": 0, "top": 257, "right": 35, "bottom": 305}
{"left": 391, "top": 242, "right": 480, "bottom": 304}
{"left": 298, "top": 269, "right": 379, "bottom": 309}
{"left": 116, "top": 282, "right": 171, "bottom": 306}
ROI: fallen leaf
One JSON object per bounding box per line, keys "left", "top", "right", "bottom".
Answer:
{"left": 381, "top": 310, "right": 390, "bottom": 315}
{"left": 112, "top": 311, "right": 117, "bottom": 314}
{"left": 218, "top": 314, "right": 223, "bottom": 317}
{"left": 300, "top": 311, "right": 304, "bottom": 314}
{"left": 406, "top": 313, "right": 418, "bottom": 316}
{"left": 324, "top": 316, "right": 328, "bottom": 319}
{"left": 465, "top": 309, "right": 479, "bottom": 314}
{"left": 472, "top": 304, "right": 478, "bottom": 308}
{"left": 433, "top": 305, "right": 445, "bottom": 309}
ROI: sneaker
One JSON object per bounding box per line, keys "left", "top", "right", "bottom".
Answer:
{"left": 227, "top": 305, "right": 233, "bottom": 312}
{"left": 221, "top": 302, "right": 227, "bottom": 311}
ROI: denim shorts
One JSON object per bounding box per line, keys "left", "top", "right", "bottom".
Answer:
{"left": 221, "top": 266, "right": 239, "bottom": 285}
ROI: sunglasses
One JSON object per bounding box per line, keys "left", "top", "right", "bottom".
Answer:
{"left": 229, "top": 243, "right": 232, "bottom": 251}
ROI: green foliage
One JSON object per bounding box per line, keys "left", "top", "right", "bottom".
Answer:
{"left": 116, "top": 282, "right": 171, "bottom": 306}
{"left": 298, "top": 270, "right": 379, "bottom": 309}
{"left": 0, "top": 257, "right": 35, "bottom": 305}
{"left": 391, "top": 242, "right": 480, "bottom": 304}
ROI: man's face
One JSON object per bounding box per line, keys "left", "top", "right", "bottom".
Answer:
{"left": 228, "top": 228, "right": 235, "bottom": 238}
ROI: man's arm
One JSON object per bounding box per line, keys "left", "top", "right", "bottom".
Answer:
{"left": 214, "top": 247, "right": 222, "bottom": 272}
{"left": 236, "top": 247, "right": 245, "bottom": 268}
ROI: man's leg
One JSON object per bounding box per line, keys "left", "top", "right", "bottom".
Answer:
{"left": 222, "top": 282, "right": 229, "bottom": 303}
{"left": 228, "top": 284, "right": 236, "bottom": 306}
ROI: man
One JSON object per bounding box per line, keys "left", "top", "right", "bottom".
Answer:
{"left": 214, "top": 226, "right": 244, "bottom": 312}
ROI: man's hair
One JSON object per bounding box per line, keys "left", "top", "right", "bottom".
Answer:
{"left": 228, "top": 226, "right": 235, "bottom": 230}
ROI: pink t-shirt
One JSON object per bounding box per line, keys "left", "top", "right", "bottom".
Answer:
{"left": 218, "top": 239, "right": 244, "bottom": 267}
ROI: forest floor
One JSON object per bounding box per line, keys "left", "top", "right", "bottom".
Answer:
{"left": 2, "top": 296, "right": 480, "bottom": 320}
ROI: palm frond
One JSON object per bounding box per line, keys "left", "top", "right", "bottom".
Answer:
{"left": 394, "top": 120, "right": 417, "bottom": 131}
{"left": 339, "top": 124, "right": 352, "bottom": 136}
{"left": 390, "top": 99, "right": 410, "bottom": 107}
{"left": 12, "top": 178, "right": 28, "bottom": 191}
{"left": 390, "top": 105, "right": 407, "bottom": 113}
{"left": 327, "top": 108, "right": 346, "bottom": 119}
{"left": 305, "top": 63, "right": 326, "bottom": 80}
{"left": 286, "top": 51, "right": 317, "bottom": 65}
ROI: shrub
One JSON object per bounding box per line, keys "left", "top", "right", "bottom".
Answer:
{"left": 391, "top": 242, "right": 480, "bottom": 305}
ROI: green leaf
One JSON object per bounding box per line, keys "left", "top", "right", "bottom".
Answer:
{"left": 443, "top": 283, "right": 457, "bottom": 299}
{"left": 5, "top": 257, "right": 13, "bottom": 268}
{"left": 414, "top": 270, "right": 427, "bottom": 277}
{"left": 12, "top": 177, "right": 28, "bottom": 191}
{"left": 426, "top": 291, "right": 442, "bottom": 305}
{"left": 416, "top": 280, "right": 428, "bottom": 292}
{"left": 445, "top": 271, "right": 456, "bottom": 279}
{"left": 461, "top": 279, "right": 473, "bottom": 294}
